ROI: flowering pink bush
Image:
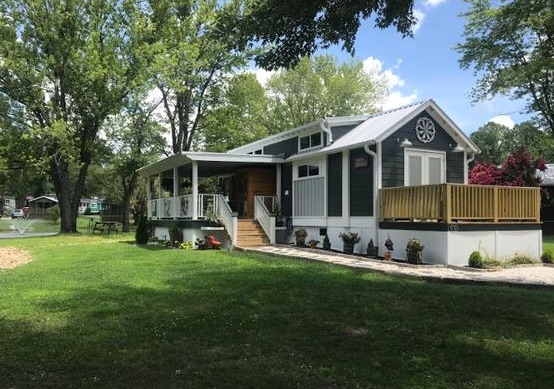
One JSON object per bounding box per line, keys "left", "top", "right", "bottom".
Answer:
{"left": 469, "top": 147, "right": 546, "bottom": 187}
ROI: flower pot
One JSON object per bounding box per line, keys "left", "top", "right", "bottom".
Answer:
{"left": 406, "top": 250, "right": 423, "bottom": 264}
{"left": 343, "top": 242, "right": 354, "bottom": 255}
{"left": 384, "top": 251, "right": 392, "bottom": 261}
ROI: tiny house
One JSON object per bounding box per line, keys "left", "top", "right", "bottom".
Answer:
{"left": 138, "top": 100, "right": 542, "bottom": 265}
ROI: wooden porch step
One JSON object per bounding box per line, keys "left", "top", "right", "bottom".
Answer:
{"left": 237, "top": 219, "right": 270, "bottom": 247}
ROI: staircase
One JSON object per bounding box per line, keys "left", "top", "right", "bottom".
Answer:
{"left": 236, "top": 219, "right": 270, "bottom": 247}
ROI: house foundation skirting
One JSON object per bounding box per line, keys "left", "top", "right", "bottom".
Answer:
{"left": 379, "top": 222, "right": 542, "bottom": 266}
{"left": 150, "top": 220, "right": 231, "bottom": 249}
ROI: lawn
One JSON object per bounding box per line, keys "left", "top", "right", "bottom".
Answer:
{"left": 1, "top": 234, "right": 554, "bottom": 388}
{"left": 0, "top": 216, "right": 94, "bottom": 233}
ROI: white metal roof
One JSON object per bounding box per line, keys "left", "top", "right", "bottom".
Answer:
{"left": 323, "top": 101, "right": 426, "bottom": 152}
{"left": 539, "top": 164, "right": 554, "bottom": 185}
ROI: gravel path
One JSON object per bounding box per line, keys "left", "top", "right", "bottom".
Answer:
{"left": 245, "top": 245, "right": 554, "bottom": 288}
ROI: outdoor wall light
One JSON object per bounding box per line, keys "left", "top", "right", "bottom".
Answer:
{"left": 451, "top": 144, "right": 465, "bottom": 153}
{"left": 398, "top": 138, "right": 413, "bottom": 148}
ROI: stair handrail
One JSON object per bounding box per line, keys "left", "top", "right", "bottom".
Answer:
{"left": 215, "top": 194, "right": 238, "bottom": 246}
{"left": 254, "top": 195, "right": 276, "bottom": 244}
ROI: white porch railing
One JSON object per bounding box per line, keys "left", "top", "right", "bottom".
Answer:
{"left": 254, "top": 195, "right": 276, "bottom": 244}
{"left": 148, "top": 194, "right": 238, "bottom": 245}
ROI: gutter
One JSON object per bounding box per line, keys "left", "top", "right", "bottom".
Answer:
{"left": 364, "top": 144, "right": 380, "bottom": 252}
{"left": 320, "top": 118, "right": 332, "bottom": 144}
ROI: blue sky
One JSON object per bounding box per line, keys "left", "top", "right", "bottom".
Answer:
{"left": 341, "top": 0, "right": 529, "bottom": 134}
{"left": 256, "top": 0, "right": 530, "bottom": 136}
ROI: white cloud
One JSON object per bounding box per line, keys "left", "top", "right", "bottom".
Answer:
{"left": 362, "top": 56, "right": 418, "bottom": 110}
{"left": 412, "top": 9, "right": 426, "bottom": 33}
{"left": 488, "top": 115, "right": 516, "bottom": 129}
{"left": 424, "top": 0, "right": 447, "bottom": 8}
{"left": 253, "top": 68, "right": 277, "bottom": 86}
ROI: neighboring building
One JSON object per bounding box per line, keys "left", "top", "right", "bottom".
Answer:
{"left": 79, "top": 198, "right": 104, "bottom": 214}
{"left": 138, "top": 100, "right": 543, "bottom": 265}
{"left": 28, "top": 195, "right": 58, "bottom": 215}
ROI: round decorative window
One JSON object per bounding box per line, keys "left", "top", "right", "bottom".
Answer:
{"left": 415, "top": 117, "right": 436, "bottom": 143}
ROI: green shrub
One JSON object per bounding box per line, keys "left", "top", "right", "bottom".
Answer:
{"left": 507, "top": 254, "right": 537, "bottom": 266}
{"left": 468, "top": 251, "right": 484, "bottom": 268}
{"left": 47, "top": 205, "right": 60, "bottom": 224}
{"left": 84, "top": 206, "right": 92, "bottom": 215}
{"left": 541, "top": 251, "right": 554, "bottom": 264}
{"left": 482, "top": 258, "right": 502, "bottom": 268}
{"left": 135, "top": 215, "right": 149, "bottom": 245}
{"left": 169, "top": 225, "right": 182, "bottom": 247}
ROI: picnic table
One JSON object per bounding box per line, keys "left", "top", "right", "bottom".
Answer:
{"left": 92, "top": 221, "right": 119, "bottom": 235}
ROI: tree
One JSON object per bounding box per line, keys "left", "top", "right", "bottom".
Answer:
{"left": 223, "top": 0, "right": 416, "bottom": 69}
{"left": 265, "top": 55, "right": 386, "bottom": 133}
{"left": 471, "top": 120, "right": 554, "bottom": 164}
{"left": 151, "top": 0, "right": 250, "bottom": 153}
{"left": 469, "top": 147, "right": 546, "bottom": 186}
{"left": 456, "top": 0, "right": 554, "bottom": 133}
{"left": 104, "top": 98, "right": 167, "bottom": 232}
{"left": 0, "top": 0, "right": 153, "bottom": 232}
{"left": 199, "top": 73, "right": 269, "bottom": 151}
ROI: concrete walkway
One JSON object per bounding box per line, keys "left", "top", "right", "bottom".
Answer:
{"left": 240, "top": 245, "right": 554, "bottom": 289}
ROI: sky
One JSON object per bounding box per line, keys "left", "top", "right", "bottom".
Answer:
{"left": 255, "top": 0, "right": 530, "bottom": 135}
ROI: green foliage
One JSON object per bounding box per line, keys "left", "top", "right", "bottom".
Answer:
{"left": 294, "top": 228, "right": 307, "bottom": 246}
{"left": 339, "top": 231, "right": 361, "bottom": 244}
{"left": 457, "top": 0, "right": 554, "bottom": 133}
{"left": 46, "top": 205, "right": 60, "bottom": 224}
{"left": 230, "top": 0, "right": 416, "bottom": 69}
{"left": 507, "top": 254, "right": 537, "bottom": 266}
{"left": 265, "top": 55, "right": 386, "bottom": 134}
{"left": 468, "top": 251, "right": 484, "bottom": 268}
{"left": 135, "top": 214, "right": 149, "bottom": 245}
{"left": 541, "top": 250, "right": 554, "bottom": 264}
{"left": 169, "top": 225, "right": 182, "bottom": 247}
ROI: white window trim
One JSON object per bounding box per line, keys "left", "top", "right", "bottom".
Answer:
{"left": 298, "top": 131, "right": 323, "bottom": 151}
{"left": 404, "top": 149, "right": 446, "bottom": 186}
{"left": 294, "top": 160, "right": 322, "bottom": 180}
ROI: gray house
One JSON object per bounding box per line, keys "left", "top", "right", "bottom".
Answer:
{"left": 138, "top": 100, "right": 542, "bottom": 265}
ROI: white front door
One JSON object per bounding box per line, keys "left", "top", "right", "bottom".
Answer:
{"left": 405, "top": 150, "right": 446, "bottom": 186}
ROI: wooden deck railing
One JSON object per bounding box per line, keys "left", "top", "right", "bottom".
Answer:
{"left": 379, "top": 184, "right": 541, "bottom": 223}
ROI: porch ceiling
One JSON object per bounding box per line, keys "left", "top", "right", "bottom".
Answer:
{"left": 137, "top": 152, "right": 284, "bottom": 177}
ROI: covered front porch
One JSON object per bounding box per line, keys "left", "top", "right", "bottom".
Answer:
{"left": 137, "top": 152, "right": 284, "bottom": 246}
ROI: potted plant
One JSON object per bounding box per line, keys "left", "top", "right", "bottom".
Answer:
{"left": 322, "top": 234, "right": 331, "bottom": 250}
{"left": 308, "top": 239, "right": 319, "bottom": 249}
{"left": 339, "top": 231, "right": 360, "bottom": 255}
{"left": 294, "top": 229, "right": 308, "bottom": 247}
{"left": 406, "top": 238, "right": 424, "bottom": 264}
{"left": 366, "top": 239, "right": 377, "bottom": 257}
{"left": 384, "top": 237, "right": 394, "bottom": 261}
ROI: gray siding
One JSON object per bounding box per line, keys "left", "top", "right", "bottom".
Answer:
{"left": 264, "top": 137, "right": 298, "bottom": 158}
{"left": 294, "top": 177, "right": 325, "bottom": 216}
{"left": 381, "top": 111, "right": 465, "bottom": 187}
{"left": 331, "top": 124, "right": 359, "bottom": 142}
{"left": 350, "top": 147, "right": 374, "bottom": 217}
{"left": 327, "top": 152, "right": 342, "bottom": 216}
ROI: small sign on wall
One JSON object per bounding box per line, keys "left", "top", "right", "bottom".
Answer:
{"left": 353, "top": 155, "right": 369, "bottom": 168}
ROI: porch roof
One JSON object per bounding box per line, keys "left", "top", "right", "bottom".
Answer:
{"left": 137, "top": 151, "right": 284, "bottom": 177}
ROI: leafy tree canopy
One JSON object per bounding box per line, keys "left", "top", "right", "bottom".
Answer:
{"left": 457, "top": 0, "right": 554, "bottom": 132}
{"left": 223, "top": 0, "right": 416, "bottom": 69}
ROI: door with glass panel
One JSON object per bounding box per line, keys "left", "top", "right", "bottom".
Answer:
{"left": 405, "top": 150, "right": 445, "bottom": 186}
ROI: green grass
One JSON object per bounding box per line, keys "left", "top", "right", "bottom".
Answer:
{"left": 0, "top": 216, "right": 107, "bottom": 234}
{"left": 1, "top": 235, "right": 554, "bottom": 388}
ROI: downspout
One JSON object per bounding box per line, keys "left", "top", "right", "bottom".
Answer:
{"left": 364, "top": 143, "right": 380, "bottom": 252}
{"left": 320, "top": 119, "right": 332, "bottom": 144}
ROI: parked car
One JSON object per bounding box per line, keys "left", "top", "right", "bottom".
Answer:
{"left": 11, "top": 209, "right": 24, "bottom": 219}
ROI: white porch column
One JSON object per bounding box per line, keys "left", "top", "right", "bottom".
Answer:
{"left": 173, "top": 167, "right": 179, "bottom": 219}
{"left": 146, "top": 176, "right": 152, "bottom": 219}
{"left": 276, "top": 164, "right": 282, "bottom": 203}
{"left": 192, "top": 161, "right": 198, "bottom": 220}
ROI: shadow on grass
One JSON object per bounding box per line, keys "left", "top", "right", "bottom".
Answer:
{"left": 1, "top": 250, "right": 554, "bottom": 388}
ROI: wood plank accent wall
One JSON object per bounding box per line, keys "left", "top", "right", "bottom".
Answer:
{"left": 241, "top": 168, "right": 276, "bottom": 218}
{"left": 380, "top": 184, "right": 540, "bottom": 223}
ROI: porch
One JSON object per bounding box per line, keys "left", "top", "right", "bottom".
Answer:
{"left": 379, "top": 184, "right": 541, "bottom": 224}
{"left": 378, "top": 184, "right": 542, "bottom": 266}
